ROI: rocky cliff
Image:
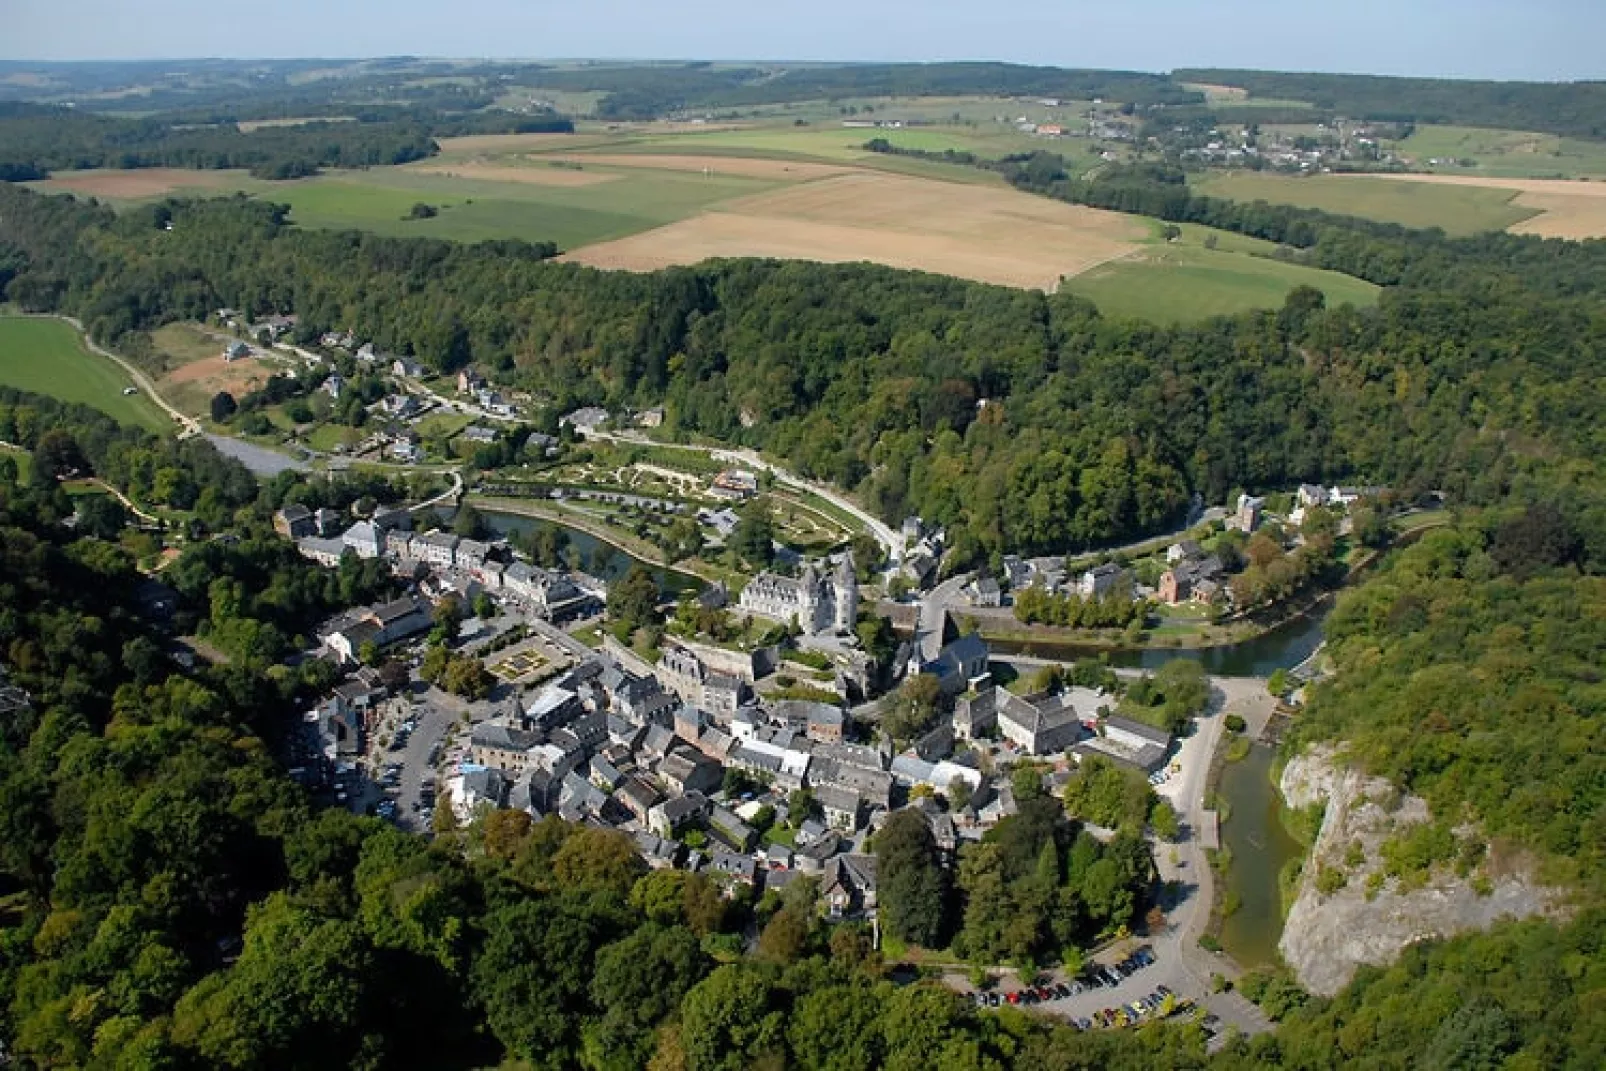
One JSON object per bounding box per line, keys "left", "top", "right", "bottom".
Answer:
{"left": 1277, "top": 745, "right": 1567, "bottom": 997}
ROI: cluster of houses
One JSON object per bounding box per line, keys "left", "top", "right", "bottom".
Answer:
{"left": 441, "top": 613, "right": 1173, "bottom": 913}
{"left": 278, "top": 503, "right": 598, "bottom": 633}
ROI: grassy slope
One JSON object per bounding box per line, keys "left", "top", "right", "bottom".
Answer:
{"left": 0, "top": 317, "right": 169, "bottom": 431}
{"left": 1063, "top": 223, "right": 1380, "bottom": 323}
{"left": 1193, "top": 171, "right": 1537, "bottom": 235}
{"left": 1392, "top": 124, "right": 1606, "bottom": 179}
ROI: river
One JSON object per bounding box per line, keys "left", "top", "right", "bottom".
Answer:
{"left": 990, "top": 599, "right": 1330, "bottom": 675}
{"left": 472, "top": 508, "right": 702, "bottom": 596}
{"left": 1216, "top": 742, "right": 1305, "bottom": 967}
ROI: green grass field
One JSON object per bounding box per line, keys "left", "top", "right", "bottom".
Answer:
{"left": 1194, "top": 171, "right": 1537, "bottom": 235}
{"left": 0, "top": 317, "right": 170, "bottom": 431}
{"left": 1064, "top": 224, "right": 1380, "bottom": 323}
{"left": 1392, "top": 124, "right": 1606, "bottom": 179}
{"left": 261, "top": 167, "right": 780, "bottom": 250}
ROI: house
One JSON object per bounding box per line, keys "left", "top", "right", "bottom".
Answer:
{"left": 615, "top": 775, "right": 664, "bottom": 823}
{"left": 1073, "top": 715, "right": 1172, "bottom": 773}
{"left": 708, "top": 469, "right": 758, "bottom": 501}
{"left": 447, "top": 768, "right": 507, "bottom": 824}
{"left": 730, "top": 737, "right": 811, "bottom": 791}
{"left": 821, "top": 854, "right": 877, "bottom": 918}
{"left": 367, "top": 596, "right": 434, "bottom": 646}
{"left": 709, "top": 806, "right": 757, "bottom": 852}
{"left": 648, "top": 791, "right": 710, "bottom": 839}
{"left": 657, "top": 746, "right": 723, "bottom": 796}
{"left": 457, "top": 369, "right": 486, "bottom": 394}
{"left": 560, "top": 407, "right": 610, "bottom": 433}
{"left": 814, "top": 784, "right": 862, "bottom": 831}
{"left": 387, "top": 439, "right": 421, "bottom": 463}
{"left": 656, "top": 645, "right": 752, "bottom": 719}
{"left": 636, "top": 407, "right": 665, "bottom": 428}
{"left": 380, "top": 393, "right": 421, "bottom": 419}
{"left": 314, "top": 507, "right": 344, "bottom": 537}
{"left": 222, "top": 340, "right": 251, "bottom": 362}
{"left": 273, "top": 504, "right": 316, "bottom": 539}
{"left": 391, "top": 357, "right": 426, "bottom": 379}
{"left": 613, "top": 674, "right": 678, "bottom": 724}
{"left": 1079, "top": 563, "right": 1128, "bottom": 599}
{"left": 739, "top": 559, "right": 858, "bottom": 636}
{"left": 969, "top": 577, "right": 1003, "bottom": 607}
{"left": 709, "top": 850, "right": 759, "bottom": 887}
{"left": 634, "top": 831, "right": 681, "bottom": 869}
{"left": 461, "top": 425, "right": 497, "bottom": 445}
{"left": 413, "top": 531, "right": 459, "bottom": 568}
{"left": 1235, "top": 494, "right": 1265, "bottom": 532}
{"left": 990, "top": 686, "right": 1097, "bottom": 755}
{"left": 1159, "top": 555, "right": 1225, "bottom": 605}
{"left": 1298, "top": 484, "right": 1329, "bottom": 508}
{"left": 355, "top": 343, "right": 379, "bottom": 364}
{"left": 1166, "top": 539, "right": 1203, "bottom": 564}
{"left": 322, "top": 372, "right": 345, "bottom": 400}
{"left": 342, "top": 521, "right": 383, "bottom": 559}
{"left": 469, "top": 723, "right": 544, "bottom": 774}
{"left": 770, "top": 699, "right": 845, "bottom": 745}
{"left": 589, "top": 754, "right": 626, "bottom": 792}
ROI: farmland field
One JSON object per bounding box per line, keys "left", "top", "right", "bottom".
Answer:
{"left": 1344, "top": 174, "right": 1606, "bottom": 239}
{"left": 564, "top": 170, "right": 1147, "bottom": 291}
{"left": 1062, "top": 225, "right": 1380, "bottom": 322}
{"left": 1193, "top": 171, "right": 1537, "bottom": 235}
{"left": 0, "top": 317, "right": 169, "bottom": 431}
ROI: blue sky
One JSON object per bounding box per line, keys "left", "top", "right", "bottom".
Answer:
{"left": 7, "top": 0, "right": 1602, "bottom": 81}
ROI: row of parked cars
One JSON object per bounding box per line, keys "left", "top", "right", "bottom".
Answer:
{"left": 972, "top": 945, "right": 1157, "bottom": 1017}
{"left": 1090, "top": 985, "right": 1177, "bottom": 1029}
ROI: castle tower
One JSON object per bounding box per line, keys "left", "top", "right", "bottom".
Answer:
{"left": 833, "top": 556, "right": 858, "bottom": 633}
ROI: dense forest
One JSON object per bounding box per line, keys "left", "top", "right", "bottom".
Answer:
{"left": 1175, "top": 68, "right": 1606, "bottom": 140}
{"left": 4, "top": 182, "right": 1606, "bottom": 570}
{"left": 0, "top": 102, "right": 572, "bottom": 181}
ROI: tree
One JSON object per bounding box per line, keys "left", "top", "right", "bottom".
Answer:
{"left": 729, "top": 501, "right": 775, "bottom": 568}
{"left": 757, "top": 907, "right": 810, "bottom": 964}
{"left": 608, "top": 564, "right": 661, "bottom": 636}
{"left": 453, "top": 503, "right": 488, "bottom": 539}
{"left": 678, "top": 964, "right": 784, "bottom": 1071}
{"left": 590, "top": 924, "right": 706, "bottom": 1066}
{"left": 75, "top": 493, "right": 127, "bottom": 539}
{"left": 947, "top": 776, "right": 973, "bottom": 811}
{"left": 210, "top": 391, "right": 237, "bottom": 423}
{"left": 1150, "top": 799, "right": 1180, "bottom": 841}
{"left": 883, "top": 672, "right": 941, "bottom": 743}
{"left": 874, "top": 810, "right": 948, "bottom": 947}
{"left": 850, "top": 531, "right": 883, "bottom": 576}
{"left": 443, "top": 656, "right": 491, "bottom": 699}
{"left": 32, "top": 428, "right": 87, "bottom": 482}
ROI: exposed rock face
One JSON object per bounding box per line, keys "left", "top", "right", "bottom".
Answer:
{"left": 1277, "top": 745, "right": 1566, "bottom": 997}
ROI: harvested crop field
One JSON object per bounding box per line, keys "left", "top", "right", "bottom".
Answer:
{"left": 1350, "top": 174, "right": 1606, "bottom": 238}
{"left": 33, "top": 168, "right": 243, "bottom": 199}
{"left": 564, "top": 171, "right": 1146, "bottom": 290}
{"left": 406, "top": 162, "right": 621, "bottom": 187}
{"left": 545, "top": 153, "right": 854, "bottom": 181}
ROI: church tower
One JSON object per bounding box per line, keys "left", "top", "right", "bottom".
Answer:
{"left": 833, "top": 556, "right": 858, "bottom": 633}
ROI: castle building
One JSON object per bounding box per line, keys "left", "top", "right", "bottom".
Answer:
{"left": 737, "top": 557, "right": 858, "bottom": 635}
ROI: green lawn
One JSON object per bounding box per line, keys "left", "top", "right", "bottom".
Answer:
{"left": 1064, "top": 224, "right": 1380, "bottom": 323}
{"left": 0, "top": 317, "right": 170, "bottom": 432}
{"left": 1392, "top": 124, "right": 1606, "bottom": 179}
{"left": 1194, "top": 171, "right": 1537, "bottom": 235}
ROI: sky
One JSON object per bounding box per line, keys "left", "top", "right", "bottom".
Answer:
{"left": 6, "top": 0, "right": 1603, "bottom": 81}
